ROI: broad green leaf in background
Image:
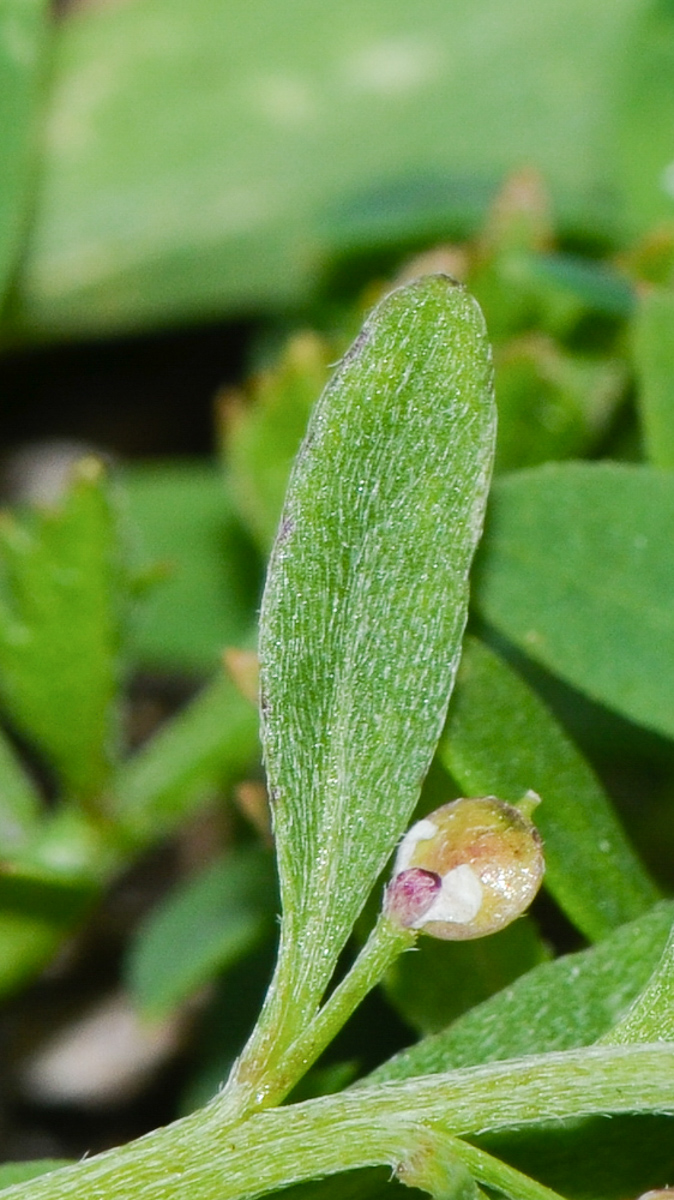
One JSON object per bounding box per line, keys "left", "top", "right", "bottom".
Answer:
{"left": 225, "top": 332, "right": 332, "bottom": 556}
{"left": 0, "top": 0, "right": 49, "bottom": 305}
{"left": 475, "top": 463, "right": 674, "bottom": 743}
{"left": 255, "top": 277, "right": 495, "bottom": 1061}
{"left": 633, "top": 285, "right": 674, "bottom": 469}
{"left": 371, "top": 901, "right": 674, "bottom": 1082}
{"left": 122, "top": 462, "right": 260, "bottom": 671}
{"left": 126, "top": 846, "right": 276, "bottom": 1021}
{"left": 0, "top": 725, "right": 41, "bottom": 850}
{"left": 0, "top": 458, "right": 126, "bottom": 799}
{"left": 111, "top": 669, "right": 260, "bottom": 848}
{"left": 441, "top": 636, "right": 658, "bottom": 940}
{"left": 8, "top": 0, "right": 650, "bottom": 340}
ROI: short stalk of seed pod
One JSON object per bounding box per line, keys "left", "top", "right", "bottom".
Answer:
{"left": 385, "top": 794, "right": 544, "bottom": 939}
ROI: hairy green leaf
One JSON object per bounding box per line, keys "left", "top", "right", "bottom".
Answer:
{"left": 602, "top": 917, "right": 674, "bottom": 1045}
{"left": 475, "top": 462, "right": 674, "bottom": 742}
{"left": 371, "top": 901, "right": 674, "bottom": 1083}
{"left": 441, "top": 636, "right": 658, "bottom": 939}
{"left": 0, "top": 459, "right": 126, "bottom": 798}
{"left": 633, "top": 286, "right": 674, "bottom": 469}
{"left": 257, "top": 276, "right": 495, "bottom": 1055}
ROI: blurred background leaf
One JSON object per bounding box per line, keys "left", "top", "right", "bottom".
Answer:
{"left": 0, "top": 0, "right": 50, "bottom": 307}
{"left": 126, "top": 846, "right": 276, "bottom": 1022}
{"left": 633, "top": 285, "right": 674, "bottom": 468}
{"left": 121, "top": 461, "right": 261, "bottom": 671}
{"left": 0, "top": 458, "right": 127, "bottom": 799}
{"left": 7, "top": 0, "right": 672, "bottom": 341}
{"left": 475, "top": 463, "right": 674, "bottom": 742}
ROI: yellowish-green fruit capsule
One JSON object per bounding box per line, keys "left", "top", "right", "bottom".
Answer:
{"left": 386, "top": 795, "right": 544, "bottom": 940}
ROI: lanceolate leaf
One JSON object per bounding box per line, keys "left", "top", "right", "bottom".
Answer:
{"left": 475, "top": 463, "right": 674, "bottom": 742}
{"left": 258, "top": 276, "right": 495, "bottom": 1050}
{"left": 441, "top": 636, "right": 658, "bottom": 940}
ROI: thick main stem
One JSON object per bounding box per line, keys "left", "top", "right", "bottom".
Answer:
{"left": 2, "top": 1045, "right": 672, "bottom": 1200}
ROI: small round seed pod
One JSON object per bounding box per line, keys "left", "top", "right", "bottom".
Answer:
{"left": 385, "top": 794, "right": 544, "bottom": 940}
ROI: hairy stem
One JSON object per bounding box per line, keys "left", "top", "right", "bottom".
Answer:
{"left": 2, "top": 1045, "right": 673, "bottom": 1200}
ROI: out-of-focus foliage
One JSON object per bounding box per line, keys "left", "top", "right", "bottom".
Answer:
{"left": 1, "top": 0, "right": 673, "bottom": 339}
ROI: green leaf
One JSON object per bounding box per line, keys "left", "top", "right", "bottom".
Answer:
{"left": 122, "top": 462, "right": 260, "bottom": 670}
{"left": 493, "top": 337, "right": 624, "bottom": 474}
{"left": 615, "top": 0, "right": 674, "bottom": 232}
{"left": 370, "top": 901, "right": 674, "bottom": 1083}
{"left": 225, "top": 333, "right": 333, "bottom": 555}
{"left": 10, "top": 0, "right": 646, "bottom": 339}
{"left": 0, "top": 458, "right": 126, "bottom": 799}
{"left": 0, "top": 0, "right": 49, "bottom": 304}
{"left": 111, "top": 670, "right": 260, "bottom": 848}
{"left": 478, "top": 1114, "right": 674, "bottom": 1200}
{"left": 602, "top": 917, "right": 674, "bottom": 1044}
{"left": 256, "top": 276, "right": 495, "bottom": 1058}
{"left": 126, "top": 846, "right": 276, "bottom": 1021}
{"left": 384, "top": 915, "right": 547, "bottom": 1036}
{"left": 440, "top": 636, "right": 658, "bottom": 940}
{"left": 633, "top": 286, "right": 674, "bottom": 469}
{"left": 0, "top": 858, "right": 97, "bottom": 998}
{"left": 0, "top": 725, "right": 41, "bottom": 850}
{"left": 475, "top": 462, "right": 674, "bottom": 742}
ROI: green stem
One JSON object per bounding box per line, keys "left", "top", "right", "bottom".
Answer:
{"left": 222, "top": 913, "right": 414, "bottom": 1119}
{"left": 252, "top": 914, "right": 415, "bottom": 1108}
{"left": 2, "top": 1045, "right": 672, "bottom": 1200}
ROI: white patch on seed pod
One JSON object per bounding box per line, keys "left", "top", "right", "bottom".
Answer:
{"left": 394, "top": 818, "right": 438, "bottom": 873}
{"left": 413, "top": 863, "right": 483, "bottom": 927}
